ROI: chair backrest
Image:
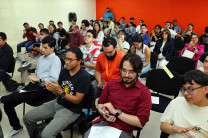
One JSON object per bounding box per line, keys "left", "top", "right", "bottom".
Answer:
{"left": 174, "top": 39, "right": 184, "bottom": 51}
{"left": 166, "top": 56, "right": 196, "bottom": 75}
{"left": 146, "top": 69, "right": 181, "bottom": 96}
{"left": 83, "top": 84, "right": 94, "bottom": 110}
{"left": 151, "top": 52, "right": 158, "bottom": 68}
{"left": 7, "top": 57, "right": 16, "bottom": 74}
{"left": 199, "top": 52, "right": 208, "bottom": 63}
{"left": 203, "top": 43, "right": 208, "bottom": 52}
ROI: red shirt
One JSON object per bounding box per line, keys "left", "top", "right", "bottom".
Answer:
{"left": 69, "top": 32, "right": 84, "bottom": 47}
{"left": 26, "top": 27, "right": 37, "bottom": 42}
{"left": 95, "top": 78, "right": 152, "bottom": 134}
{"left": 95, "top": 49, "right": 125, "bottom": 85}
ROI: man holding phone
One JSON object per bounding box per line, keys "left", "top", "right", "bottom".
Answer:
{"left": 84, "top": 54, "right": 152, "bottom": 138}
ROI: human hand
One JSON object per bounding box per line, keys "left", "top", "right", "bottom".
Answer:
{"left": 103, "top": 103, "right": 117, "bottom": 115}
{"left": 45, "top": 80, "right": 62, "bottom": 94}
{"left": 152, "top": 30, "right": 155, "bottom": 36}
{"left": 181, "top": 37, "right": 184, "bottom": 41}
{"left": 65, "top": 45, "right": 70, "bottom": 50}
{"left": 23, "top": 29, "right": 26, "bottom": 34}
{"left": 173, "top": 126, "right": 196, "bottom": 134}
{"left": 27, "top": 74, "right": 39, "bottom": 82}
{"left": 97, "top": 81, "right": 103, "bottom": 89}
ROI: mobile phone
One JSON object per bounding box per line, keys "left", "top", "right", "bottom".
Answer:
{"left": 98, "top": 108, "right": 110, "bottom": 117}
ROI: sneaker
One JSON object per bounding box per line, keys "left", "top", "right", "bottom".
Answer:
{"left": 14, "top": 85, "right": 25, "bottom": 93}
{"left": 4, "top": 126, "right": 23, "bottom": 138}
{"left": 17, "top": 62, "right": 31, "bottom": 72}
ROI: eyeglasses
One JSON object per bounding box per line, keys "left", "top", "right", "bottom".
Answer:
{"left": 181, "top": 86, "right": 206, "bottom": 95}
{"left": 103, "top": 49, "right": 115, "bottom": 54}
{"left": 120, "top": 68, "right": 136, "bottom": 75}
{"left": 63, "top": 57, "right": 77, "bottom": 62}
{"left": 84, "top": 35, "right": 92, "bottom": 38}
{"left": 191, "top": 37, "right": 198, "bottom": 40}
{"left": 118, "top": 34, "right": 124, "bottom": 36}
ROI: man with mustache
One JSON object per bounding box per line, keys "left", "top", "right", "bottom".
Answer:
{"left": 84, "top": 54, "right": 152, "bottom": 138}
{"left": 92, "top": 37, "right": 125, "bottom": 98}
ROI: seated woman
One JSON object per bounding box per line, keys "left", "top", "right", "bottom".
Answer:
{"left": 150, "top": 25, "right": 162, "bottom": 47}
{"left": 131, "top": 34, "right": 151, "bottom": 81}
{"left": 48, "top": 24, "right": 60, "bottom": 50}
{"left": 153, "top": 29, "right": 174, "bottom": 68}
{"left": 93, "top": 22, "right": 104, "bottom": 49}
{"left": 102, "top": 21, "right": 110, "bottom": 38}
{"left": 117, "top": 30, "right": 130, "bottom": 54}
{"left": 160, "top": 70, "right": 208, "bottom": 138}
{"left": 181, "top": 23, "right": 195, "bottom": 43}
{"left": 180, "top": 33, "right": 204, "bottom": 68}
{"left": 80, "top": 20, "right": 90, "bottom": 36}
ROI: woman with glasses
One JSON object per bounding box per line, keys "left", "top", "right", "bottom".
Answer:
{"left": 130, "top": 34, "right": 150, "bottom": 81}
{"left": 160, "top": 70, "right": 208, "bottom": 138}
{"left": 117, "top": 30, "right": 130, "bottom": 54}
{"left": 93, "top": 22, "right": 104, "bottom": 49}
{"left": 180, "top": 33, "right": 204, "bottom": 68}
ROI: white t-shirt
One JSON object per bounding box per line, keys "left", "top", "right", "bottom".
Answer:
{"left": 160, "top": 97, "right": 208, "bottom": 138}
{"left": 117, "top": 41, "right": 130, "bottom": 51}
{"left": 80, "top": 44, "right": 100, "bottom": 75}
{"left": 95, "top": 31, "right": 104, "bottom": 45}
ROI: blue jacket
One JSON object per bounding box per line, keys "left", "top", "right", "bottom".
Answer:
{"left": 153, "top": 39, "right": 174, "bottom": 61}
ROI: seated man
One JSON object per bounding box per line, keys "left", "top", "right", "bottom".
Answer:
{"left": 139, "top": 24, "right": 150, "bottom": 46}
{"left": 163, "top": 21, "right": 181, "bottom": 40}
{"left": 92, "top": 37, "right": 125, "bottom": 98}
{"left": 84, "top": 54, "right": 152, "bottom": 138}
{"left": 17, "top": 22, "right": 37, "bottom": 53}
{"left": 0, "top": 36, "right": 61, "bottom": 138}
{"left": 23, "top": 47, "right": 91, "bottom": 138}
{"left": 107, "top": 17, "right": 114, "bottom": 30}
{"left": 80, "top": 30, "right": 100, "bottom": 81}
{"left": 160, "top": 70, "right": 208, "bottom": 138}
{"left": 0, "top": 32, "right": 13, "bottom": 81}
{"left": 16, "top": 28, "right": 49, "bottom": 90}
{"left": 57, "top": 21, "right": 67, "bottom": 49}
{"left": 65, "top": 25, "right": 84, "bottom": 49}
{"left": 200, "top": 26, "right": 208, "bottom": 45}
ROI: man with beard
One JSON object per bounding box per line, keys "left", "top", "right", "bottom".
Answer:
{"left": 104, "top": 7, "right": 114, "bottom": 22}
{"left": 93, "top": 37, "right": 125, "bottom": 98}
{"left": 65, "top": 25, "right": 84, "bottom": 49}
{"left": 84, "top": 54, "right": 152, "bottom": 138}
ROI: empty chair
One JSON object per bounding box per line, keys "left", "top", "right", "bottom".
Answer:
{"left": 166, "top": 56, "right": 195, "bottom": 75}
{"left": 146, "top": 69, "right": 181, "bottom": 113}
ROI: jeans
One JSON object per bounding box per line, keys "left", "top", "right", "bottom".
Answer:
{"left": 0, "top": 70, "right": 7, "bottom": 81}
{"left": 17, "top": 40, "right": 34, "bottom": 53}
{"left": 138, "top": 61, "right": 151, "bottom": 82}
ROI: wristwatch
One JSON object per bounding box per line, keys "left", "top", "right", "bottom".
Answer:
{"left": 114, "top": 109, "right": 122, "bottom": 118}
{"left": 61, "top": 91, "right": 66, "bottom": 99}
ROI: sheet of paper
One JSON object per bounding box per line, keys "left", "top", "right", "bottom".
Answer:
{"left": 151, "top": 96, "right": 159, "bottom": 104}
{"left": 88, "top": 126, "right": 122, "bottom": 138}
{"left": 182, "top": 50, "right": 195, "bottom": 59}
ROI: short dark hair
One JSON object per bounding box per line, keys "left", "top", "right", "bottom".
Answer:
{"left": 118, "top": 30, "right": 126, "bottom": 35}
{"left": 140, "top": 20, "right": 144, "bottom": 23}
{"left": 129, "top": 22, "right": 133, "bottom": 26}
{"left": 205, "top": 26, "right": 208, "bottom": 33}
{"left": 120, "top": 54, "right": 143, "bottom": 74}
{"left": 38, "top": 23, "right": 44, "bottom": 27}
{"left": 115, "top": 22, "right": 120, "bottom": 26}
{"left": 87, "top": 30, "right": 97, "bottom": 38}
{"left": 67, "top": 47, "right": 83, "bottom": 61}
{"left": 130, "top": 17, "right": 134, "bottom": 20}
{"left": 183, "top": 70, "right": 208, "bottom": 99}
{"left": 23, "top": 22, "right": 29, "bottom": 26}
{"left": 40, "top": 28, "right": 49, "bottom": 34}
{"left": 107, "top": 17, "right": 111, "bottom": 20}
{"left": 155, "top": 25, "right": 162, "bottom": 30}
{"left": 42, "top": 36, "right": 56, "bottom": 48}
{"left": 162, "top": 29, "right": 171, "bottom": 41}
{"left": 102, "top": 37, "right": 117, "bottom": 48}
{"left": 57, "top": 21, "right": 63, "bottom": 25}
{"left": 121, "top": 17, "right": 125, "bottom": 20}
{"left": 72, "top": 19, "right": 77, "bottom": 22}
{"left": 82, "top": 20, "right": 90, "bottom": 27}
{"left": 188, "top": 23, "right": 194, "bottom": 29}
{"left": 49, "top": 20, "right": 54, "bottom": 23}
{"left": 166, "top": 21, "right": 171, "bottom": 25}
{"left": 0, "top": 32, "right": 7, "bottom": 41}
{"left": 173, "top": 19, "right": 177, "bottom": 22}
{"left": 141, "top": 24, "right": 147, "bottom": 28}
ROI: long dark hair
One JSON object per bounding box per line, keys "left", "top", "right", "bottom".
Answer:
{"left": 93, "top": 22, "right": 101, "bottom": 36}
{"left": 132, "top": 34, "right": 144, "bottom": 53}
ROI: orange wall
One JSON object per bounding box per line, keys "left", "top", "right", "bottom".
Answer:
{"left": 96, "top": 0, "right": 208, "bottom": 36}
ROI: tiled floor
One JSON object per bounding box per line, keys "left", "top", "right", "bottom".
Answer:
{"left": 0, "top": 47, "right": 164, "bottom": 138}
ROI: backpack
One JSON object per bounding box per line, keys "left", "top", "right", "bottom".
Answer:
{"left": 2, "top": 78, "right": 20, "bottom": 92}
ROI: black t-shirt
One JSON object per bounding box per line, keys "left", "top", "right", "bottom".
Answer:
{"left": 57, "top": 68, "right": 91, "bottom": 113}
{"left": 200, "top": 34, "right": 208, "bottom": 44}
{"left": 58, "top": 28, "right": 67, "bottom": 37}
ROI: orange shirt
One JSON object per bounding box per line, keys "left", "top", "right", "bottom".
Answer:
{"left": 95, "top": 49, "right": 125, "bottom": 85}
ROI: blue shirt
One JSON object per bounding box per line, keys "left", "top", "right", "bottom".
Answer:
{"left": 35, "top": 53, "right": 61, "bottom": 83}
{"left": 174, "top": 25, "right": 181, "bottom": 33}
{"left": 140, "top": 33, "right": 150, "bottom": 46}
{"left": 126, "top": 27, "right": 136, "bottom": 36}
{"left": 104, "top": 12, "right": 114, "bottom": 21}
{"left": 119, "top": 22, "right": 126, "bottom": 30}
